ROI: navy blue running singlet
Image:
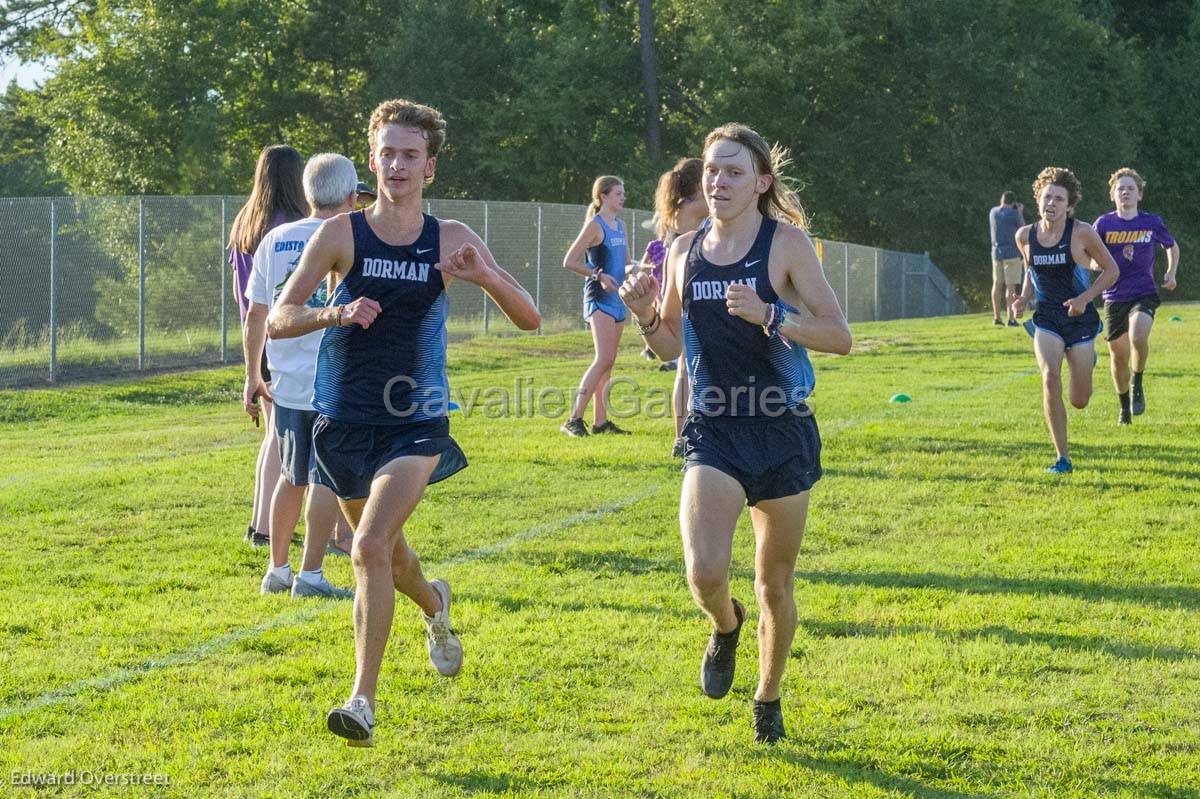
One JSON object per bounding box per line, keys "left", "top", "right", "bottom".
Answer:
{"left": 313, "top": 212, "right": 449, "bottom": 424}
{"left": 1026, "top": 216, "right": 1101, "bottom": 341}
{"left": 681, "top": 217, "right": 815, "bottom": 417}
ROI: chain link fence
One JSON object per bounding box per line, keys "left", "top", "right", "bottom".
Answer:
{"left": 0, "top": 196, "right": 966, "bottom": 387}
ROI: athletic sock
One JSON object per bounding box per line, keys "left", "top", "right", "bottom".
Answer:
{"left": 1119, "top": 392, "right": 1131, "bottom": 412}
{"left": 299, "top": 568, "right": 324, "bottom": 584}
{"left": 1132, "top": 371, "right": 1144, "bottom": 391}
{"left": 269, "top": 563, "right": 292, "bottom": 582}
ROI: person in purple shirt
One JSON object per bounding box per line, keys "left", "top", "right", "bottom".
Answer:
{"left": 228, "top": 144, "right": 308, "bottom": 545}
{"left": 1093, "top": 168, "right": 1180, "bottom": 425}
{"left": 638, "top": 157, "right": 706, "bottom": 456}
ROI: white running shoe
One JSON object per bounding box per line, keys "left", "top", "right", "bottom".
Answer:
{"left": 260, "top": 569, "right": 292, "bottom": 595}
{"left": 291, "top": 573, "right": 353, "bottom": 600}
{"left": 423, "top": 579, "right": 463, "bottom": 677}
{"left": 327, "top": 694, "right": 374, "bottom": 747}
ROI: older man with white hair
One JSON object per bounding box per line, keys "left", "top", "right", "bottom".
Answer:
{"left": 244, "top": 152, "right": 362, "bottom": 598}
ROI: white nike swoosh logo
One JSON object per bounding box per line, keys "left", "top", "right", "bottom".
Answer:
{"left": 1057, "top": 243, "right": 1068, "bottom": 249}
{"left": 745, "top": 259, "right": 761, "bottom": 268}
{"left": 413, "top": 438, "right": 431, "bottom": 444}
{"left": 416, "top": 248, "right": 433, "bottom": 255}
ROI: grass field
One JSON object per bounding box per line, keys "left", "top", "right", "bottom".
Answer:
{"left": 1, "top": 308, "right": 1199, "bottom": 798}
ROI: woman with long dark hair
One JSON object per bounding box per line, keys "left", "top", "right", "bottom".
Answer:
{"left": 640, "top": 158, "right": 707, "bottom": 456}
{"left": 228, "top": 144, "right": 307, "bottom": 545}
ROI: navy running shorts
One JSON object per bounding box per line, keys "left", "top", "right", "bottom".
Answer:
{"left": 681, "top": 406, "right": 823, "bottom": 506}
{"left": 311, "top": 415, "right": 468, "bottom": 501}
{"left": 1032, "top": 307, "right": 1102, "bottom": 349}
{"left": 1104, "top": 293, "right": 1160, "bottom": 341}
{"left": 274, "top": 404, "right": 319, "bottom": 486}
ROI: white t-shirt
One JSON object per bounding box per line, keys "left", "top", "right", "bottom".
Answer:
{"left": 245, "top": 217, "right": 327, "bottom": 410}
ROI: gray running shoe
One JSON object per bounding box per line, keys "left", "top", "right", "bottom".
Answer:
{"left": 327, "top": 695, "right": 374, "bottom": 747}
{"left": 291, "top": 574, "right": 353, "bottom": 600}
{"left": 423, "top": 579, "right": 463, "bottom": 677}
{"left": 260, "top": 569, "right": 292, "bottom": 595}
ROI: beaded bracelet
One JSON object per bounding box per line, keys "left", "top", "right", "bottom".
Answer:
{"left": 761, "top": 302, "right": 781, "bottom": 337}
{"left": 638, "top": 310, "right": 661, "bottom": 336}
{"left": 768, "top": 302, "right": 783, "bottom": 337}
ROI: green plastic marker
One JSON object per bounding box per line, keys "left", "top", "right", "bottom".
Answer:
{"left": 890, "top": 393, "right": 912, "bottom": 404}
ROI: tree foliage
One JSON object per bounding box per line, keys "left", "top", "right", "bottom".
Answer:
{"left": 2, "top": 0, "right": 1198, "bottom": 303}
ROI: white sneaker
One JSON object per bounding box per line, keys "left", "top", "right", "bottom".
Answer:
{"left": 260, "top": 569, "right": 292, "bottom": 595}
{"left": 327, "top": 694, "right": 374, "bottom": 747}
{"left": 422, "top": 579, "right": 463, "bottom": 677}
{"left": 291, "top": 573, "right": 353, "bottom": 600}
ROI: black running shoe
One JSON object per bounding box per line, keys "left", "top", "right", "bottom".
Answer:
{"left": 1118, "top": 407, "right": 1132, "bottom": 426}
{"left": 1131, "top": 384, "right": 1146, "bottom": 415}
{"left": 560, "top": 418, "right": 589, "bottom": 437}
{"left": 992, "top": 318, "right": 1003, "bottom": 326}
{"left": 752, "top": 698, "right": 786, "bottom": 744}
{"left": 245, "top": 526, "right": 270, "bottom": 548}
{"left": 591, "top": 420, "right": 630, "bottom": 435}
{"left": 700, "top": 598, "right": 744, "bottom": 699}
{"left": 247, "top": 527, "right": 303, "bottom": 547}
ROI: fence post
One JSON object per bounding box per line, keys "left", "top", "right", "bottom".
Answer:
{"left": 935, "top": 255, "right": 949, "bottom": 315}
{"left": 843, "top": 242, "right": 850, "bottom": 322}
{"left": 482, "top": 202, "right": 490, "bottom": 336}
{"left": 49, "top": 198, "right": 58, "bottom": 384}
{"left": 921, "top": 253, "right": 930, "bottom": 317}
{"left": 138, "top": 196, "right": 146, "bottom": 370}
{"left": 220, "top": 197, "right": 227, "bottom": 362}
{"left": 873, "top": 249, "right": 880, "bottom": 321}
{"left": 630, "top": 211, "right": 637, "bottom": 264}
{"left": 535, "top": 205, "right": 543, "bottom": 334}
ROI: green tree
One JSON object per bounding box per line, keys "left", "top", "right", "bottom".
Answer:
{"left": 0, "top": 83, "right": 64, "bottom": 196}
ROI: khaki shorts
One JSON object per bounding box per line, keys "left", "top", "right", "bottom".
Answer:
{"left": 992, "top": 257, "right": 1023, "bottom": 287}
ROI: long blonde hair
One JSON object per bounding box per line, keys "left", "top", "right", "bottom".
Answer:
{"left": 229, "top": 145, "right": 307, "bottom": 254}
{"left": 587, "top": 175, "right": 623, "bottom": 220}
{"left": 653, "top": 157, "right": 703, "bottom": 240}
{"left": 703, "top": 123, "right": 808, "bottom": 229}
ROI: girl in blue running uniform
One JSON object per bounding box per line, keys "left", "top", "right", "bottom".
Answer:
{"left": 1012, "top": 166, "right": 1119, "bottom": 474}
{"left": 561, "top": 176, "right": 631, "bottom": 436}
{"left": 620, "top": 124, "right": 851, "bottom": 744}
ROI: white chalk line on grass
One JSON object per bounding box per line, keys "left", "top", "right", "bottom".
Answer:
{"left": 1, "top": 363, "right": 1041, "bottom": 723}
{"left": 0, "top": 487, "right": 661, "bottom": 723}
